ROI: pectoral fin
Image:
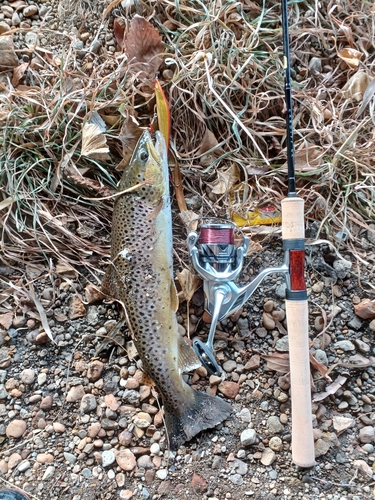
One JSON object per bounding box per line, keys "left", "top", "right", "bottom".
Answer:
{"left": 178, "top": 335, "right": 201, "bottom": 373}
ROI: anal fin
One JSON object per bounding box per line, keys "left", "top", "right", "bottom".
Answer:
{"left": 178, "top": 335, "right": 201, "bottom": 373}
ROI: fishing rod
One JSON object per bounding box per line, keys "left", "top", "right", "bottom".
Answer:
{"left": 187, "top": 0, "right": 315, "bottom": 467}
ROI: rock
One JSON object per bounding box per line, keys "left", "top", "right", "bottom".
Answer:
{"left": 260, "top": 448, "right": 276, "bottom": 466}
{"left": 119, "top": 490, "right": 134, "bottom": 500}
{"left": 353, "top": 459, "right": 373, "bottom": 478}
{"left": 156, "top": 469, "right": 167, "bottom": 480}
{"left": 312, "top": 282, "right": 324, "bottom": 293}
{"left": 87, "top": 422, "right": 101, "bottom": 438}
{"left": 115, "top": 449, "right": 136, "bottom": 471}
{"left": 244, "top": 355, "right": 260, "bottom": 370}
{"left": 314, "top": 316, "right": 324, "bottom": 332}
{"left": 354, "top": 339, "right": 370, "bottom": 353}
{"left": 217, "top": 381, "right": 240, "bottom": 399}
{"left": 359, "top": 426, "right": 375, "bottom": 444}
{"left": 333, "top": 258, "right": 352, "bottom": 279}
{"left": 104, "top": 394, "right": 119, "bottom": 411}
{"left": 238, "top": 408, "right": 251, "bottom": 423}
{"left": 150, "top": 443, "right": 160, "bottom": 455}
{"left": 191, "top": 472, "right": 208, "bottom": 492}
{"left": 17, "top": 459, "right": 31, "bottom": 472}
{"left": 36, "top": 453, "right": 54, "bottom": 464}
{"left": 42, "top": 465, "right": 55, "bottom": 481}
{"left": 8, "top": 453, "right": 21, "bottom": 469}
{"left": 87, "top": 360, "right": 104, "bottom": 382}
{"left": 86, "top": 305, "right": 99, "bottom": 325}
{"left": 314, "top": 438, "right": 330, "bottom": 457}
{"left": 37, "top": 373, "right": 47, "bottom": 385}
{"left": 332, "top": 416, "right": 354, "bottom": 435}
{"left": 255, "top": 327, "right": 267, "bottom": 338}
{"left": 23, "top": 4, "right": 38, "bottom": 16}
{"left": 267, "top": 416, "right": 283, "bottom": 434}
{"left": 0, "top": 21, "right": 11, "bottom": 34}
{"left": 263, "top": 300, "right": 274, "bottom": 313}
{"left": 63, "top": 452, "right": 77, "bottom": 464}
{"left": 314, "top": 349, "right": 328, "bottom": 366}
{"left": 275, "top": 336, "right": 289, "bottom": 352}
{"left": 347, "top": 315, "right": 362, "bottom": 330}
{"left": 354, "top": 299, "right": 375, "bottom": 319}
{"left": 334, "top": 340, "right": 355, "bottom": 351}
{"left": 209, "top": 375, "right": 222, "bottom": 386}
{"left": 275, "top": 283, "right": 286, "bottom": 298}
{"left": 66, "top": 385, "right": 85, "bottom": 402}
{"left": 40, "top": 395, "right": 53, "bottom": 410}
{"left": 0, "top": 35, "right": 19, "bottom": 69}
{"left": 20, "top": 369, "right": 35, "bottom": 385}
{"left": 52, "top": 422, "right": 65, "bottom": 434}
{"left": 118, "top": 430, "right": 133, "bottom": 446}
{"left": 102, "top": 450, "right": 116, "bottom": 467}
{"left": 228, "top": 473, "right": 243, "bottom": 485}
{"left": 269, "top": 436, "right": 283, "bottom": 452}
{"left": 137, "top": 455, "right": 154, "bottom": 470}
{"left": 0, "top": 459, "right": 8, "bottom": 473}
{"left": 80, "top": 394, "right": 97, "bottom": 413}
{"left": 6, "top": 419, "right": 26, "bottom": 438}
{"left": 240, "top": 429, "right": 257, "bottom": 446}
{"left": 69, "top": 295, "right": 86, "bottom": 319}
{"left": 262, "top": 312, "right": 275, "bottom": 330}
{"left": 222, "top": 360, "right": 237, "bottom": 373}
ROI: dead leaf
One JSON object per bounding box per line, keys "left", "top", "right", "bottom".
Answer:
{"left": 0, "top": 312, "right": 13, "bottom": 330}
{"left": 26, "top": 263, "right": 47, "bottom": 280}
{"left": 179, "top": 210, "right": 199, "bottom": 230}
{"left": 312, "top": 375, "right": 347, "bottom": 402}
{"left": 64, "top": 160, "right": 111, "bottom": 196}
{"left": 28, "top": 284, "right": 55, "bottom": 343}
{"left": 356, "top": 76, "right": 375, "bottom": 117}
{"left": 172, "top": 156, "right": 188, "bottom": 212}
{"left": 262, "top": 352, "right": 290, "bottom": 374}
{"left": 55, "top": 260, "right": 78, "bottom": 278}
{"left": 124, "top": 15, "right": 164, "bottom": 80}
{"left": 210, "top": 163, "right": 241, "bottom": 195}
{"left": 81, "top": 123, "right": 109, "bottom": 159}
{"left": 113, "top": 16, "right": 126, "bottom": 48}
{"left": 337, "top": 47, "right": 363, "bottom": 68}
{"left": 197, "top": 129, "right": 224, "bottom": 167}
{"left": 85, "top": 283, "right": 104, "bottom": 304}
{"left": 309, "top": 353, "right": 332, "bottom": 381}
{"left": 287, "top": 144, "right": 321, "bottom": 172}
{"left": 342, "top": 72, "right": 372, "bottom": 102}
{"left": 176, "top": 269, "right": 201, "bottom": 302}
{"left": 0, "top": 35, "right": 19, "bottom": 70}
{"left": 12, "top": 62, "right": 28, "bottom": 87}
{"left": 118, "top": 111, "right": 142, "bottom": 169}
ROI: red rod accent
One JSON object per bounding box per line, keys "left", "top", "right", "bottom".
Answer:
{"left": 199, "top": 227, "right": 234, "bottom": 244}
{"left": 289, "top": 250, "right": 306, "bottom": 291}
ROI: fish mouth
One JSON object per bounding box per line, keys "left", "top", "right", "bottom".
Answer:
{"left": 143, "top": 130, "right": 166, "bottom": 162}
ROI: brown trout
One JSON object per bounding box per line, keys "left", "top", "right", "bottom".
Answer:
{"left": 103, "top": 130, "right": 232, "bottom": 449}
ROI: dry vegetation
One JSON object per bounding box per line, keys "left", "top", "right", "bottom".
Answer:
{"left": 1, "top": 0, "right": 375, "bottom": 274}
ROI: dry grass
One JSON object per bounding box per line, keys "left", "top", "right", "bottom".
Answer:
{"left": 1, "top": 0, "right": 375, "bottom": 276}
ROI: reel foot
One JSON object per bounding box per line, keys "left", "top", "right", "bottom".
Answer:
{"left": 193, "top": 338, "right": 221, "bottom": 376}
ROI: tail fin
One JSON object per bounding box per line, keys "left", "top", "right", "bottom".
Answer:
{"left": 164, "top": 391, "right": 232, "bottom": 450}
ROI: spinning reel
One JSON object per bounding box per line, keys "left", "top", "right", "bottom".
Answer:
{"left": 187, "top": 219, "right": 289, "bottom": 376}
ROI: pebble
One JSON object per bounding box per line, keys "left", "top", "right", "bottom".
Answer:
{"left": 8, "top": 453, "right": 21, "bottom": 469}
{"left": 21, "top": 369, "right": 35, "bottom": 385}
{"left": 218, "top": 381, "right": 240, "bottom": 399}
{"left": 23, "top": 5, "right": 38, "bottom": 17}
{"left": 36, "top": 453, "right": 54, "bottom": 464}
{"left": 262, "top": 312, "right": 275, "bottom": 330}
{"left": 332, "top": 416, "right": 354, "bottom": 435}
{"left": 333, "top": 258, "right": 352, "bottom": 278}
{"left": 63, "top": 452, "right": 77, "bottom": 464}
{"left": 312, "top": 282, "right": 324, "bottom": 293}
{"left": 244, "top": 355, "right": 260, "bottom": 370}
{"left": 353, "top": 459, "right": 373, "bottom": 478}
{"left": 223, "top": 360, "right": 237, "bottom": 373}
{"left": 240, "top": 429, "right": 257, "bottom": 446}
{"left": 269, "top": 436, "right": 283, "bottom": 451}
{"left": 53, "top": 422, "right": 66, "bottom": 433}
{"left": 275, "top": 336, "right": 289, "bottom": 352}
{"left": 80, "top": 393, "right": 97, "bottom": 413}
{"left": 40, "top": 395, "right": 53, "bottom": 410}
{"left": 17, "top": 459, "right": 31, "bottom": 472}
{"left": 150, "top": 443, "right": 160, "bottom": 455}
{"left": 66, "top": 385, "right": 85, "bottom": 402}
{"left": 359, "top": 426, "right": 375, "bottom": 444}
{"left": 0, "top": 21, "right": 11, "bottom": 34}
{"left": 137, "top": 455, "right": 153, "bottom": 469}
{"left": 229, "top": 473, "right": 243, "bottom": 485}
{"left": 238, "top": 408, "right": 251, "bottom": 423}
{"left": 354, "top": 299, "right": 375, "bottom": 319}
{"left": 156, "top": 469, "right": 167, "bottom": 480}
{"left": 102, "top": 450, "right": 116, "bottom": 467}
{"left": 314, "top": 438, "right": 330, "bottom": 457}
{"left": 260, "top": 448, "right": 276, "bottom": 466}
{"left": 115, "top": 449, "right": 136, "bottom": 471}
{"left": 42, "top": 465, "right": 55, "bottom": 481}
{"left": 334, "top": 340, "right": 355, "bottom": 351}
{"left": 6, "top": 419, "right": 26, "bottom": 438}
{"left": 119, "top": 491, "right": 134, "bottom": 500}
{"left": 267, "top": 416, "right": 284, "bottom": 434}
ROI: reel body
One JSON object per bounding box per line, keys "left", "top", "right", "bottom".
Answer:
{"left": 187, "top": 221, "right": 289, "bottom": 375}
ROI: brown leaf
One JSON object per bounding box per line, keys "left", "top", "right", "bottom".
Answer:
{"left": 179, "top": 210, "right": 199, "bottom": 230}
{"left": 262, "top": 352, "right": 290, "bottom": 374}
{"left": 309, "top": 353, "right": 331, "bottom": 381}
{"left": 312, "top": 375, "right": 347, "bottom": 402}
{"left": 0, "top": 312, "right": 13, "bottom": 329}
{"left": 63, "top": 158, "right": 111, "bottom": 197}
{"left": 12, "top": 62, "right": 28, "bottom": 87}
{"left": 176, "top": 269, "right": 201, "bottom": 303}
{"left": 197, "top": 129, "right": 224, "bottom": 167}
{"left": 124, "top": 15, "right": 164, "bottom": 80}
{"left": 118, "top": 111, "right": 143, "bottom": 170}
{"left": 85, "top": 283, "right": 104, "bottom": 304}
{"left": 337, "top": 47, "right": 363, "bottom": 68}
{"left": 210, "top": 163, "right": 241, "bottom": 195}
{"left": 81, "top": 123, "right": 109, "bottom": 159}
{"left": 113, "top": 17, "right": 126, "bottom": 49}
{"left": 55, "top": 260, "right": 78, "bottom": 278}
{"left": 343, "top": 72, "right": 372, "bottom": 102}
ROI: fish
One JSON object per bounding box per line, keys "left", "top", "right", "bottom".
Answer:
{"left": 102, "top": 130, "right": 232, "bottom": 449}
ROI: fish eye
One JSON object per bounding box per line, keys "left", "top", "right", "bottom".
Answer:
{"left": 140, "top": 150, "right": 149, "bottom": 161}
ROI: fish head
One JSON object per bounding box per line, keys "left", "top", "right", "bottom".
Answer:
{"left": 121, "top": 130, "right": 168, "bottom": 204}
